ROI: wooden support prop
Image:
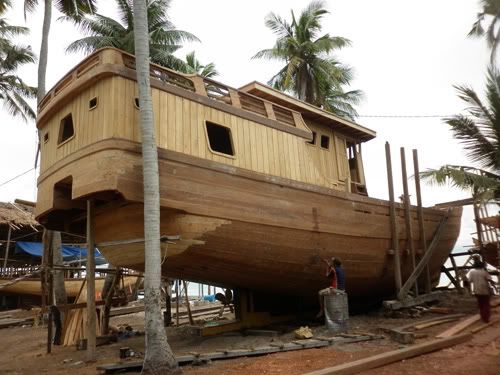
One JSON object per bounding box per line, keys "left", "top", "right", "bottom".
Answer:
{"left": 47, "top": 231, "right": 54, "bottom": 354}
{"left": 385, "top": 142, "right": 402, "bottom": 292}
{"left": 397, "top": 213, "right": 449, "bottom": 300}
{"left": 183, "top": 280, "right": 194, "bottom": 325}
{"left": 86, "top": 200, "right": 96, "bottom": 361}
{"left": 175, "top": 279, "right": 179, "bottom": 326}
{"left": 303, "top": 333, "right": 472, "bottom": 375}
{"left": 413, "top": 149, "right": 431, "bottom": 293}
{"left": 441, "top": 266, "right": 462, "bottom": 291}
{"left": 401, "top": 147, "right": 418, "bottom": 296}
{"left": 102, "top": 268, "right": 122, "bottom": 335}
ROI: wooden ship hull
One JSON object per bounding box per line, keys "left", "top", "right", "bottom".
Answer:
{"left": 0, "top": 276, "right": 136, "bottom": 298}
{"left": 34, "top": 49, "right": 462, "bottom": 302}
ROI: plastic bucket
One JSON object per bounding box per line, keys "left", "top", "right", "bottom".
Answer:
{"left": 324, "top": 291, "right": 349, "bottom": 333}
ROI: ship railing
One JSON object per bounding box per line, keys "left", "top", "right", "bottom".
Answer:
{"left": 38, "top": 48, "right": 305, "bottom": 131}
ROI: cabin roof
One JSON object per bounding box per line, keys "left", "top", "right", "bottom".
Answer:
{"left": 239, "top": 81, "right": 376, "bottom": 142}
{"left": 0, "top": 200, "right": 40, "bottom": 230}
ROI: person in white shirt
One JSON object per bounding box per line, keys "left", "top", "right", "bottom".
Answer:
{"left": 467, "top": 258, "right": 494, "bottom": 323}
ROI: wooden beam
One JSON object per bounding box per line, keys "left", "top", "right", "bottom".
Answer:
{"left": 401, "top": 147, "right": 418, "bottom": 296}
{"left": 436, "top": 314, "right": 481, "bottom": 338}
{"left": 397, "top": 214, "right": 449, "bottom": 300}
{"left": 303, "top": 333, "right": 471, "bottom": 375}
{"left": 86, "top": 200, "right": 96, "bottom": 361}
{"left": 385, "top": 142, "right": 402, "bottom": 292}
{"left": 441, "top": 266, "right": 462, "bottom": 290}
{"left": 433, "top": 198, "right": 474, "bottom": 208}
{"left": 413, "top": 149, "right": 431, "bottom": 293}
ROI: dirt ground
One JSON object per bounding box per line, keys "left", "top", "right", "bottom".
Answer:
{"left": 0, "top": 293, "right": 499, "bottom": 375}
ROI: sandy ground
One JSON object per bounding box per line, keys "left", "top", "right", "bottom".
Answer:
{"left": 0, "top": 293, "right": 499, "bottom": 374}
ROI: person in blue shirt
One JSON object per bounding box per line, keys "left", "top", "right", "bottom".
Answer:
{"left": 316, "top": 257, "right": 346, "bottom": 318}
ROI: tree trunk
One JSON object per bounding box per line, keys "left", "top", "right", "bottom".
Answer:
{"left": 133, "top": 1, "right": 179, "bottom": 374}
{"left": 37, "top": 0, "right": 51, "bottom": 103}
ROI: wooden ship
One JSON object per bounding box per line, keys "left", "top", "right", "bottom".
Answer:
{"left": 34, "top": 48, "right": 462, "bottom": 303}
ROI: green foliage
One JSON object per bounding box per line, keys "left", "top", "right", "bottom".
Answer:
{"left": 421, "top": 68, "right": 500, "bottom": 198}
{"left": 0, "top": 5, "right": 37, "bottom": 122}
{"left": 183, "top": 51, "right": 218, "bottom": 78}
{"left": 65, "top": 0, "right": 199, "bottom": 71}
{"left": 468, "top": 0, "right": 500, "bottom": 63}
{"left": 253, "top": 0, "right": 362, "bottom": 120}
{"left": 23, "top": 0, "right": 97, "bottom": 19}
{"left": 421, "top": 165, "right": 500, "bottom": 195}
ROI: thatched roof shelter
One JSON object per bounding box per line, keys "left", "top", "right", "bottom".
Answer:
{"left": 0, "top": 200, "right": 40, "bottom": 231}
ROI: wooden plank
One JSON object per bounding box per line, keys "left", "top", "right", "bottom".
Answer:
{"left": 86, "top": 200, "right": 96, "bottom": 360}
{"left": 303, "top": 333, "right": 472, "bottom": 375}
{"left": 470, "top": 317, "right": 500, "bottom": 333}
{"left": 414, "top": 317, "right": 460, "bottom": 330}
{"left": 436, "top": 314, "right": 481, "bottom": 338}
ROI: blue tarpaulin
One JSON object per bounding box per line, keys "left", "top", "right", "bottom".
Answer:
{"left": 15, "top": 241, "right": 107, "bottom": 265}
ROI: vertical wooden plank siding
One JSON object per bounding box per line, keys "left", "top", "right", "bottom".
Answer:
{"left": 38, "top": 77, "right": 357, "bottom": 194}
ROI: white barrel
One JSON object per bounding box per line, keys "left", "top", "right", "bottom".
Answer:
{"left": 324, "top": 291, "right": 349, "bottom": 333}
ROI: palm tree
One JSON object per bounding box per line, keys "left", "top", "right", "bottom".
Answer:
{"left": 183, "top": 51, "right": 218, "bottom": 78}
{"left": 253, "top": 0, "right": 362, "bottom": 119}
{"left": 469, "top": 0, "right": 500, "bottom": 63}
{"left": 66, "top": 0, "right": 198, "bottom": 71}
{"left": 0, "top": 5, "right": 37, "bottom": 121}
{"left": 132, "top": 0, "right": 178, "bottom": 373}
{"left": 23, "top": 0, "right": 96, "bottom": 102}
{"left": 421, "top": 67, "right": 500, "bottom": 197}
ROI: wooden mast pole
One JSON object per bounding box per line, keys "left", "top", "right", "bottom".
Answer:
{"left": 401, "top": 147, "right": 418, "bottom": 296}
{"left": 412, "top": 149, "right": 431, "bottom": 293}
{"left": 385, "top": 142, "right": 402, "bottom": 293}
{"left": 175, "top": 279, "right": 179, "bottom": 326}
{"left": 86, "top": 200, "right": 96, "bottom": 361}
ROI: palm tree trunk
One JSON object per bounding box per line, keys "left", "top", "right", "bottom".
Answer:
{"left": 37, "top": 0, "right": 51, "bottom": 103}
{"left": 132, "top": 1, "right": 179, "bottom": 374}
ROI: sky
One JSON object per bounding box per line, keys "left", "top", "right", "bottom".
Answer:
{"left": 0, "top": 0, "right": 492, "bottom": 247}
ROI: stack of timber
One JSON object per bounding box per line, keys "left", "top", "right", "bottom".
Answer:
{"left": 34, "top": 48, "right": 463, "bottom": 302}
{"left": 61, "top": 280, "right": 104, "bottom": 346}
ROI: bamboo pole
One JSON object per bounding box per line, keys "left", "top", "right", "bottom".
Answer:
{"left": 385, "top": 142, "right": 402, "bottom": 293}
{"left": 412, "top": 149, "right": 431, "bottom": 293}
{"left": 401, "top": 147, "right": 418, "bottom": 296}
{"left": 86, "top": 200, "right": 96, "bottom": 361}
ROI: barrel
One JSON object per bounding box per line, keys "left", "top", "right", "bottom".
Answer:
{"left": 324, "top": 291, "right": 349, "bottom": 333}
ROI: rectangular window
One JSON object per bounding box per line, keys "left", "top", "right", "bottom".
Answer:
{"left": 320, "top": 135, "right": 330, "bottom": 149}
{"left": 307, "top": 131, "right": 317, "bottom": 145}
{"left": 206, "top": 121, "right": 234, "bottom": 156}
{"left": 58, "top": 114, "right": 74, "bottom": 144}
{"left": 43, "top": 133, "right": 49, "bottom": 143}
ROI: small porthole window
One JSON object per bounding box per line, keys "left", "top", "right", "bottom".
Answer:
{"left": 43, "top": 133, "right": 49, "bottom": 143}
{"left": 89, "top": 97, "right": 98, "bottom": 110}
{"left": 134, "top": 97, "right": 140, "bottom": 108}
{"left": 320, "top": 135, "right": 330, "bottom": 149}
{"left": 307, "top": 131, "right": 317, "bottom": 145}
{"left": 206, "top": 121, "right": 234, "bottom": 156}
{"left": 58, "top": 113, "right": 74, "bottom": 144}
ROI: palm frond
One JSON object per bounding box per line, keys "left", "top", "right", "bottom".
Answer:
{"left": 420, "top": 165, "right": 500, "bottom": 194}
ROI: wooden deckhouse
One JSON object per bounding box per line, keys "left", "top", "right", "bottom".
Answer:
{"left": 34, "top": 48, "right": 462, "bottom": 302}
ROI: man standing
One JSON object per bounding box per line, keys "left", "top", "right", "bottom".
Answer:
{"left": 468, "top": 258, "right": 494, "bottom": 323}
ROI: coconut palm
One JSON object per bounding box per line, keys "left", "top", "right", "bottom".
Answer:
{"left": 469, "top": 0, "right": 500, "bottom": 63}
{"left": 0, "top": 6, "right": 37, "bottom": 121}
{"left": 421, "top": 67, "right": 500, "bottom": 197}
{"left": 66, "top": 0, "right": 198, "bottom": 71}
{"left": 23, "top": 0, "right": 97, "bottom": 102}
{"left": 132, "top": 0, "right": 179, "bottom": 373}
{"left": 184, "top": 51, "right": 218, "bottom": 78}
{"left": 253, "top": 0, "right": 362, "bottom": 119}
